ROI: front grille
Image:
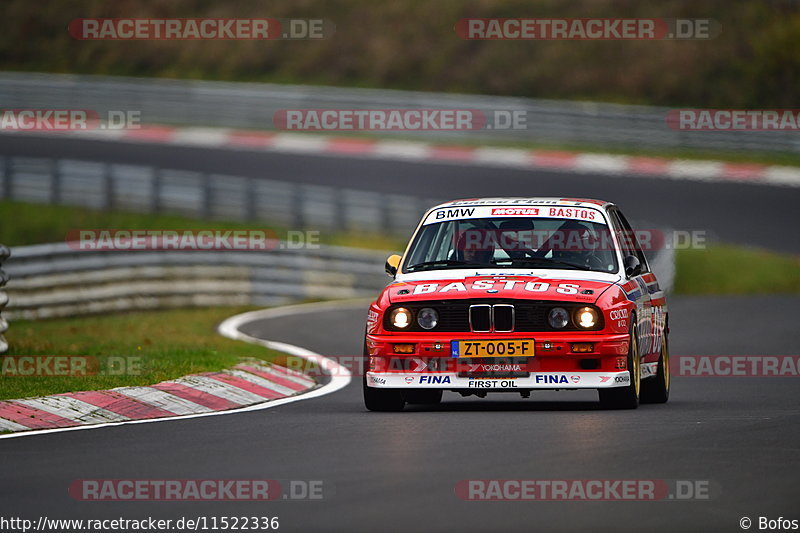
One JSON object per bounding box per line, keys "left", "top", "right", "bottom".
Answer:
{"left": 384, "top": 299, "right": 602, "bottom": 332}
{"left": 469, "top": 305, "right": 491, "bottom": 332}
{"left": 493, "top": 304, "right": 514, "bottom": 332}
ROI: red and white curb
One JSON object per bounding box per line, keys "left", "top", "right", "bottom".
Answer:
{"left": 0, "top": 301, "right": 355, "bottom": 439}
{"left": 4, "top": 125, "right": 799, "bottom": 187}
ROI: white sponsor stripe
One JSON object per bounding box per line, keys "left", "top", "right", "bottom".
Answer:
{"left": 0, "top": 418, "right": 31, "bottom": 432}
{"left": 14, "top": 396, "right": 129, "bottom": 424}
{"left": 270, "top": 133, "right": 329, "bottom": 152}
{"left": 574, "top": 154, "right": 631, "bottom": 174}
{"left": 243, "top": 362, "right": 316, "bottom": 387}
{"left": 473, "top": 147, "right": 532, "bottom": 167}
{"left": 172, "top": 375, "right": 268, "bottom": 405}
{"left": 224, "top": 369, "right": 297, "bottom": 396}
{"left": 113, "top": 386, "right": 212, "bottom": 416}
{"left": 170, "top": 127, "right": 231, "bottom": 147}
{"left": 367, "top": 371, "right": 631, "bottom": 389}
{"left": 373, "top": 141, "right": 431, "bottom": 160}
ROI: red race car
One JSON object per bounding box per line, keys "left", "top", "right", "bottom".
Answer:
{"left": 363, "top": 197, "right": 669, "bottom": 411}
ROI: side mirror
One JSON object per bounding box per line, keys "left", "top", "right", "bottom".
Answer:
{"left": 623, "top": 255, "right": 642, "bottom": 278}
{"left": 385, "top": 254, "right": 402, "bottom": 277}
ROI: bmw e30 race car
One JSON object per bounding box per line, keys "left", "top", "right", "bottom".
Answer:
{"left": 363, "top": 197, "right": 669, "bottom": 411}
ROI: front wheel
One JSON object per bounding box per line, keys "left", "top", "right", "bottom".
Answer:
{"left": 599, "top": 326, "right": 641, "bottom": 410}
{"left": 640, "top": 332, "right": 670, "bottom": 404}
{"left": 362, "top": 338, "right": 405, "bottom": 411}
{"left": 363, "top": 375, "right": 406, "bottom": 411}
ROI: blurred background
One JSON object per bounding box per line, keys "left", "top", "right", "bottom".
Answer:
{"left": 2, "top": 0, "right": 798, "bottom": 107}
{"left": 0, "top": 2, "right": 798, "bottom": 531}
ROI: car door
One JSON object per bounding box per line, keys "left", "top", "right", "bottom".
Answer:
{"left": 608, "top": 208, "right": 659, "bottom": 361}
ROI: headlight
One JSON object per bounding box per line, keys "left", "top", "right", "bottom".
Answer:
{"left": 548, "top": 307, "right": 569, "bottom": 329}
{"left": 417, "top": 307, "right": 438, "bottom": 330}
{"left": 575, "top": 307, "right": 598, "bottom": 329}
{"left": 390, "top": 307, "right": 412, "bottom": 329}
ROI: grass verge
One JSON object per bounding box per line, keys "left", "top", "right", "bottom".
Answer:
{"left": 0, "top": 200, "right": 406, "bottom": 251}
{"left": 0, "top": 306, "right": 299, "bottom": 401}
{"left": 675, "top": 246, "right": 800, "bottom": 295}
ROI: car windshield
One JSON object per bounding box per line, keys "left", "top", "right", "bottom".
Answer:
{"left": 404, "top": 216, "right": 619, "bottom": 273}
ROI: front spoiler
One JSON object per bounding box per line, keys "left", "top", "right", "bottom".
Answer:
{"left": 366, "top": 371, "right": 632, "bottom": 389}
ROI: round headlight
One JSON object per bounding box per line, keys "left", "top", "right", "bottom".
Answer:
{"left": 390, "top": 307, "right": 412, "bottom": 329}
{"left": 548, "top": 307, "right": 569, "bottom": 329}
{"left": 575, "top": 307, "right": 598, "bottom": 329}
{"left": 417, "top": 307, "right": 438, "bottom": 330}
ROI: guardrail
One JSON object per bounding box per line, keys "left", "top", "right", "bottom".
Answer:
{"left": 3, "top": 242, "right": 390, "bottom": 320}
{"left": 0, "top": 155, "right": 434, "bottom": 239}
{"left": 0, "top": 72, "right": 796, "bottom": 154}
{"left": 0, "top": 244, "right": 9, "bottom": 353}
{"left": 3, "top": 239, "right": 674, "bottom": 322}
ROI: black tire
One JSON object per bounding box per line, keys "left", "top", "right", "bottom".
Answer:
{"left": 598, "top": 324, "right": 641, "bottom": 410}
{"left": 404, "top": 389, "right": 443, "bottom": 405}
{"left": 362, "top": 338, "right": 405, "bottom": 412}
{"left": 640, "top": 331, "right": 670, "bottom": 404}
{"left": 363, "top": 375, "right": 406, "bottom": 411}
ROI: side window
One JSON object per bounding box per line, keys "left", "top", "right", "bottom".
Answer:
{"left": 607, "top": 210, "right": 633, "bottom": 258}
{"left": 613, "top": 209, "right": 650, "bottom": 273}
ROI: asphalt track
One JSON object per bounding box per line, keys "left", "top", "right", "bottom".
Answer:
{"left": 0, "top": 134, "right": 799, "bottom": 253}
{"left": 0, "top": 135, "right": 798, "bottom": 532}
{"left": 0, "top": 296, "right": 798, "bottom": 532}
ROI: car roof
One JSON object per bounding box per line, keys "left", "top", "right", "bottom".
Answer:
{"left": 430, "top": 197, "right": 615, "bottom": 210}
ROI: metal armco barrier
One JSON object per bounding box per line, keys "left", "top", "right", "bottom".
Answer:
{"left": 3, "top": 240, "right": 674, "bottom": 321}
{"left": 0, "top": 72, "right": 796, "bottom": 153}
{"left": 3, "top": 242, "right": 391, "bottom": 320}
{"left": 0, "top": 156, "right": 435, "bottom": 239}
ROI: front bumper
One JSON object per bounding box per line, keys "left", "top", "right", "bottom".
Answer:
{"left": 365, "top": 331, "right": 632, "bottom": 389}
{"left": 366, "top": 371, "right": 631, "bottom": 389}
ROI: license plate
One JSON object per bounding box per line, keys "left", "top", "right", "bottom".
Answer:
{"left": 451, "top": 339, "right": 535, "bottom": 358}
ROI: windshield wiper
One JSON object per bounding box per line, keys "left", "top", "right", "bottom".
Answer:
{"left": 491, "top": 257, "right": 590, "bottom": 271}
{"left": 406, "top": 259, "right": 474, "bottom": 272}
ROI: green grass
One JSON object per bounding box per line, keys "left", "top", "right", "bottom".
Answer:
{"left": 0, "top": 306, "right": 303, "bottom": 401}
{"left": 675, "top": 245, "right": 800, "bottom": 295}
{"left": 0, "top": 200, "right": 405, "bottom": 251}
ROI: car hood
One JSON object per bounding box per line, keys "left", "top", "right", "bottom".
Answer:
{"left": 388, "top": 269, "right": 622, "bottom": 304}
